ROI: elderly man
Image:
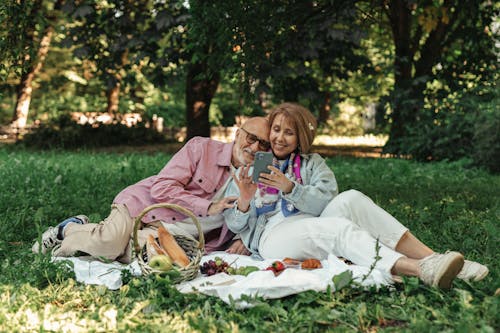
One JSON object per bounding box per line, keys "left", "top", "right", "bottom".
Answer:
{"left": 33, "top": 117, "right": 270, "bottom": 262}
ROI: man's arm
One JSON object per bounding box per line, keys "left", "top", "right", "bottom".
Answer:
{"left": 150, "top": 137, "right": 225, "bottom": 217}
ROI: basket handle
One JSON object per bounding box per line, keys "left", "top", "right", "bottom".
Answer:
{"left": 133, "top": 203, "right": 205, "bottom": 254}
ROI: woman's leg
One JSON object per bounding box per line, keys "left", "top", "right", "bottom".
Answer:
{"left": 259, "top": 216, "right": 464, "bottom": 288}
{"left": 259, "top": 216, "right": 404, "bottom": 275}
{"left": 395, "top": 231, "right": 433, "bottom": 259}
{"left": 321, "top": 190, "right": 433, "bottom": 259}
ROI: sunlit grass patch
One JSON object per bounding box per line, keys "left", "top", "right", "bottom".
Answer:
{"left": 0, "top": 147, "right": 498, "bottom": 332}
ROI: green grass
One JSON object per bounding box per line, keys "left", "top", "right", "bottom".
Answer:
{"left": 0, "top": 147, "right": 498, "bottom": 332}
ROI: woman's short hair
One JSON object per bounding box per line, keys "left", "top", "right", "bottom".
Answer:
{"left": 268, "top": 102, "right": 317, "bottom": 153}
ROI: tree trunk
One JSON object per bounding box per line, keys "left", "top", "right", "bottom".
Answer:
{"left": 106, "top": 77, "right": 121, "bottom": 114}
{"left": 384, "top": 0, "right": 456, "bottom": 154}
{"left": 11, "top": 26, "right": 53, "bottom": 130}
{"left": 105, "top": 49, "right": 128, "bottom": 115}
{"left": 385, "top": 0, "right": 414, "bottom": 150}
{"left": 318, "top": 92, "right": 331, "bottom": 125}
{"left": 185, "top": 62, "right": 220, "bottom": 140}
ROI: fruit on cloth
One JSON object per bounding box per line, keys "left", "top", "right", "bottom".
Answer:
{"left": 200, "top": 257, "right": 230, "bottom": 276}
{"left": 200, "top": 258, "right": 260, "bottom": 277}
{"left": 301, "top": 258, "right": 322, "bottom": 269}
{"left": 232, "top": 266, "right": 259, "bottom": 276}
{"left": 265, "top": 260, "right": 286, "bottom": 275}
{"left": 149, "top": 254, "right": 173, "bottom": 272}
{"left": 271, "top": 260, "right": 286, "bottom": 271}
{"left": 241, "top": 266, "right": 259, "bottom": 276}
{"left": 157, "top": 225, "right": 190, "bottom": 267}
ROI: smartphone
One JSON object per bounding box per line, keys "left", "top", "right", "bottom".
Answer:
{"left": 252, "top": 151, "right": 273, "bottom": 182}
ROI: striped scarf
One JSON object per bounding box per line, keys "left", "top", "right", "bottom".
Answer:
{"left": 255, "top": 153, "right": 302, "bottom": 217}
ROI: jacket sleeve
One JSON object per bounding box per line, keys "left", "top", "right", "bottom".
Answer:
{"left": 282, "top": 153, "right": 338, "bottom": 216}
{"left": 150, "top": 137, "right": 212, "bottom": 216}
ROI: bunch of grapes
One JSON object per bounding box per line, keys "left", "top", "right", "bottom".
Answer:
{"left": 200, "top": 257, "right": 229, "bottom": 276}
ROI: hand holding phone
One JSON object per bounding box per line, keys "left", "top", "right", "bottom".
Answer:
{"left": 252, "top": 151, "right": 273, "bottom": 182}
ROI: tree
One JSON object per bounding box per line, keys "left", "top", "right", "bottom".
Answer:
{"left": 62, "top": 0, "right": 189, "bottom": 116}
{"left": 0, "top": 0, "right": 63, "bottom": 131}
{"left": 183, "top": 1, "right": 224, "bottom": 138}
{"left": 376, "top": 0, "right": 498, "bottom": 153}
{"left": 186, "top": 0, "right": 368, "bottom": 128}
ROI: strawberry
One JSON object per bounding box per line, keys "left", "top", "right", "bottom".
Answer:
{"left": 271, "top": 260, "right": 285, "bottom": 272}
{"left": 265, "top": 261, "right": 286, "bottom": 276}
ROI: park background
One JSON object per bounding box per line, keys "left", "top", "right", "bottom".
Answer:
{"left": 0, "top": 1, "right": 499, "bottom": 332}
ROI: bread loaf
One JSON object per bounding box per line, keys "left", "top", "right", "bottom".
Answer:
{"left": 157, "top": 225, "right": 190, "bottom": 267}
{"left": 147, "top": 234, "right": 168, "bottom": 256}
{"left": 301, "top": 258, "right": 322, "bottom": 269}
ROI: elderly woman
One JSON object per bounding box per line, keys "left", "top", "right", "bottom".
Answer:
{"left": 223, "top": 102, "right": 488, "bottom": 288}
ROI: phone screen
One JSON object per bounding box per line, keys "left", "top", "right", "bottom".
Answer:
{"left": 252, "top": 151, "right": 273, "bottom": 182}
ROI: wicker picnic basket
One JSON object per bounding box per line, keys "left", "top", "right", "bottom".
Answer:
{"left": 132, "top": 203, "right": 205, "bottom": 283}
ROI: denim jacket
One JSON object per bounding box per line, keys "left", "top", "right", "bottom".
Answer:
{"left": 223, "top": 153, "right": 338, "bottom": 257}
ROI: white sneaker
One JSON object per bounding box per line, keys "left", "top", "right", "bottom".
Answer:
{"left": 457, "top": 260, "right": 489, "bottom": 281}
{"left": 32, "top": 226, "right": 60, "bottom": 254}
{"left": 419, "top": 252, "right": 464, "bottom": 289}
{"left": 32, "top": 215, "right": 89, "bottom": 254}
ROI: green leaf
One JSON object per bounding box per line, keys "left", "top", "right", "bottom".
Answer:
{"left": 332, "top": 270, "right": 353, "bottom": 291}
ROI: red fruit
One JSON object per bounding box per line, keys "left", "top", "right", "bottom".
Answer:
{"left": 271, "top": 261, "right": 285, "bottom": 272}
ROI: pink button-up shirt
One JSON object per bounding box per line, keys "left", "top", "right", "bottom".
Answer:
{"left": 113, "top": 136, "right": 235, "bottom": 252}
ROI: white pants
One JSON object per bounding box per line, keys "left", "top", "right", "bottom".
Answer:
{"left": 259, "top": 190, "right": 409, "bottom": 274}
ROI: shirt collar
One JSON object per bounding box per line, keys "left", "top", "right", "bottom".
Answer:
{"left": 219, "top": 141, "right": 235, "bottom": 167}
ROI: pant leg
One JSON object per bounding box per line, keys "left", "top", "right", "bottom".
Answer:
{"left": 320, "top": 190, "right": 408, "bottom": 249}
{"left": 259, "top": 216, "right": 404, "bottom": 274}
{"left": 53, "top": 204, "right": 135, "bottom": 262}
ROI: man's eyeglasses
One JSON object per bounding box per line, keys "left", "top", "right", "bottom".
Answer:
{"left": 240, "top": 128, "right": 271, "bottom": 151}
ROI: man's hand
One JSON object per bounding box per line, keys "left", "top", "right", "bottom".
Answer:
{"left": 207, "top": 196, "right": 238, "bottom": 215}
{"left": 232, "top": 164, "right": 257, "bottom": 212}
{"left": 225, "top": 239, "right": 250, "bottom": 255}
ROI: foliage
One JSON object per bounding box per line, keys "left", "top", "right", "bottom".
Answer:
{"left": 0, "top": 1, "right": 51, "bottom": 80}
{"left": 376, "top": 0, "right": 499, "bottom": 153}
{"left": 61, "top": 0, "right": 188, "bottom": 91}
{"left": 0, "top": 1, "right": 498, "bottom": 153}
{"left": 472, "top": 108, "right": 500, "bottom": 173}
{"left": 0, "top": 148, "right": 498, "bottom": 331}
{"left": 20, "top": 114, "right": 167, "bottom": 149}
{"left": 196, "top": 0, "right": 370, "bottom": 115}
{"left": 393, "top": 79, "right": 499, "bottom": 173}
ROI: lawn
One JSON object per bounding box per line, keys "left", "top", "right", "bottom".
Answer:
{"left": 0, "top": 147, "right": 498, "bottom": 332}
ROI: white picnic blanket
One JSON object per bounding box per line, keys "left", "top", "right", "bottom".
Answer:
{"left": 54, "top": 252, "right": 393, "bottom": 307}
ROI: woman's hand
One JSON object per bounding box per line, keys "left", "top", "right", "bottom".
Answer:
{"left": 232, "top": 164, "right": 257, "bottom": 212}
{"left": 258, "top": 165, "right": 295, "bottom": 194}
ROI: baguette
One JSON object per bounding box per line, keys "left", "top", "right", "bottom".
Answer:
{"left": 147, "top": 234, "right": 168, "bottom": 256}
{"left": 157, "top": 225, "right": 190, "bottom": 268}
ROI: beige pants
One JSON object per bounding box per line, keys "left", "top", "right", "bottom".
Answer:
{"left": 53, "top": 204, "right": 158, "bottom": 263}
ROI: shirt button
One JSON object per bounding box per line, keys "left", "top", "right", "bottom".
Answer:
{"left": 198, "top": 179, "right": 203, "bottom": 183}
{"left": 152, "top": 215, "right": 156, "bottom": 219}
{"left": 172, "top": 217, "right": 176, "bottom": 221}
